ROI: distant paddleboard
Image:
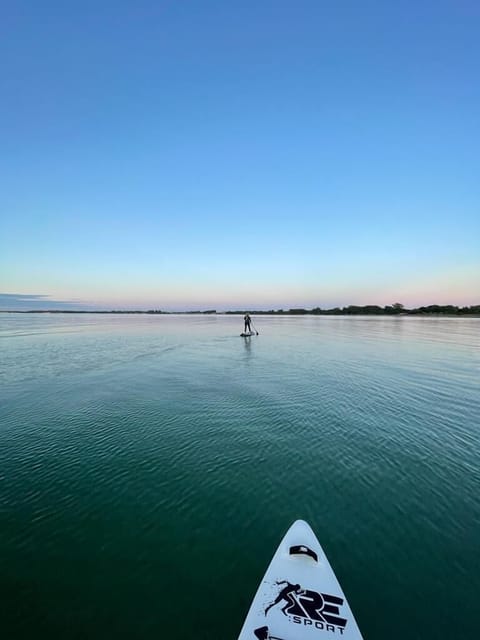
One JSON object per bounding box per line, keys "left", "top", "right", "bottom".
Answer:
{"left": 240, "top": 331, "right": 256, "bottom": 337}
{"left": 238, "top": 520, "right": 364, "bottom": 640}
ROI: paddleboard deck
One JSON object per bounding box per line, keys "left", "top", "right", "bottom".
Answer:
{"left": 240, "top": 331, "right": 256, "bottom": 337}
{"left": 238, "top": 520, "right": 363, "bottom": 640}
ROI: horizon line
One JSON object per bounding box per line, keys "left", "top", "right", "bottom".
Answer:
{"left": 1, "top": 302, "right": 479, "bottom": 316}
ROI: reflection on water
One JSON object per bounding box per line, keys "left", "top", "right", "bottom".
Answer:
{"left": 242, "top": 334, "right": 253, "bottom": 357}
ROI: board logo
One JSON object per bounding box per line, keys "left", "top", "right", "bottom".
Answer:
{"left": 265, "top": 580, "right": 347, "bottom": 634}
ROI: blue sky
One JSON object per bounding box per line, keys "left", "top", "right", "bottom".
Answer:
{"left": 1, "top": 0, "right": 479, "bottom": 310}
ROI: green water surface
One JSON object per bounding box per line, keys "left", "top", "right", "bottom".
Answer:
{"left": 1, "top": 314, "right": 479, "bottom": 639}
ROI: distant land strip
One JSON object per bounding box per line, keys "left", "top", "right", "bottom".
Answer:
{"left": 1, "top": 304, "right": 479, "bottom": 315}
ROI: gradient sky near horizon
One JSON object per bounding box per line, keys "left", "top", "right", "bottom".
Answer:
{"left": 1, "top": 0, "right": 479, "bottom": 311}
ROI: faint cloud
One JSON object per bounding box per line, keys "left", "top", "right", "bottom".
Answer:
{"left": 0, "top": 293, "right": 92, "bottom": 310}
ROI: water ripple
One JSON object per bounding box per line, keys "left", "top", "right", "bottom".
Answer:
{"left": 1, "top": 314, "right": 479, "bottom": 639}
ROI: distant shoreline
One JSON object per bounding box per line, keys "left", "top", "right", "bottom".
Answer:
{"left": 1, "top": 304, "right": 479, "bottom": 317}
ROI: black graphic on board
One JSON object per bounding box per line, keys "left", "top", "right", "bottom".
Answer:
{"left": 265, "top": 580, "right": 347, "bottom": 628}
{"left": 265, "top": 581, "right": 302, "bottom": 615}
{"left": 253, "top": 628, "right": 284, "bottom": 640}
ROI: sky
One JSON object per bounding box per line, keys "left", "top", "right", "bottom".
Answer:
{"left": 1, "top": 0, "right": 479, "bottom": 311}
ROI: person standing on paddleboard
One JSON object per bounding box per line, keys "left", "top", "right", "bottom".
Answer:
{"left": 244, "top": 313, "right": 252, "bottom": 333}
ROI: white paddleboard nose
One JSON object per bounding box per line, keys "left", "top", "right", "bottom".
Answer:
{"left": 237, "top": 519, "right": 364, "bottom": 640}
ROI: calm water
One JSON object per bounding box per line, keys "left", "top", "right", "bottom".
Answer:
{"left": 1, "top": 313, "right": 479, "bottom": 639}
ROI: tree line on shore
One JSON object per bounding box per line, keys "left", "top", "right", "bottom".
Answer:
{"left": 241, "top": 304, "right": 480, "bottom": 315}
{"left": 226, "top": 304, "right": 480, "bottom": 315}
{"left": 3, "top": 303, "right": 479, "bottom": 315}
